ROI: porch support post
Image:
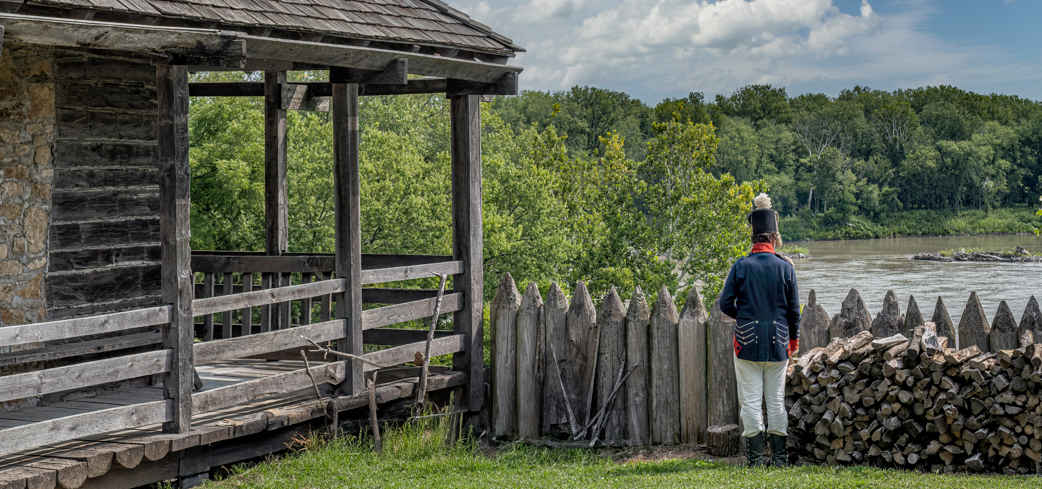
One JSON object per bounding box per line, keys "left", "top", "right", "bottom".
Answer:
{"left": 264, "top": 71, "right": 288, "bottom": 330}
{"left": 157, "top": 63, "right": 194, "bottom": 433}
{"left": 450, "top": 95, "right": 484, "bottom": 412}
{"left": 332, "top": 78, "right": 363, "bottom": 395}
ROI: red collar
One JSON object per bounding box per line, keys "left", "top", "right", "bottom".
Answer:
{"left": 751, "top": 243, "right": 775, "bottom": 255}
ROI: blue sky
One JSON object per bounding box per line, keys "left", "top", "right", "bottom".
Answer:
{"left": 454, "top": 0, "right": 1042, "bottom": 103}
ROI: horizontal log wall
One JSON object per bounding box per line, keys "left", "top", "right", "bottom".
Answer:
{"left": 47, "top": 48, "right": 162, "bottom": 320}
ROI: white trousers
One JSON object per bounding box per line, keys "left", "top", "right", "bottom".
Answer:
{"left": 734, "top": 356, "right": 788, "bottom": 437}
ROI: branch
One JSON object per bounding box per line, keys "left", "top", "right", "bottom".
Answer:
{"left": 415, "top": 274, "right": 449, "bottom": 408}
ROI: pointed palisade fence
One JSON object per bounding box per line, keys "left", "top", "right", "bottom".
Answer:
{"left": 491, "top": 274, "right": 1042, "bottom": 469}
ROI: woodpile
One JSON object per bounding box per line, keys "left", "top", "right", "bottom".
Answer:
{"left": 787, "top": 324, "right": 1042, "bottom": 474}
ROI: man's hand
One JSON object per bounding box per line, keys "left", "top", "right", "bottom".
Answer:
{"left": 788, "top": 339, "right": 799, "bottom": 357}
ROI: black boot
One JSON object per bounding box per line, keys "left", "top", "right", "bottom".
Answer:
{"left": 768, "top": 433, "right": 789, "bottom": 467}
{"left": 745, "top": 433, "right": 765, "bottom": 468}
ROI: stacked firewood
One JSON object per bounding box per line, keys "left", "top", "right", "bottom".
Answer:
{"left": 787, "top": 325, "right": 1042, "bottom": 474}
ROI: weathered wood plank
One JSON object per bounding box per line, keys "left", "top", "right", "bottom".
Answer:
{"left": 192, "top": 279, "right": 347, "bottom": 316}
{"left": 264, "top": 70, "right": 288, "bottom": 258}
{"left": 0, "top": 332, "right": 161, "bottom": 367}
{"left": 649, "top": 286, "right": 680, "bottom": 444}
{"left": 330, "top": 59, "right": 408, "bottom": 85}
{"left": 333, "top": 81, "right": 364, "bottom": 396}
{"left": 362, "top": 335, "right": 466, "bottom": 373}
{"left": 707, "top": 300, "right": 739, "bottom": 426}
{"left": 595, "top": 287, "right": 626, "bottom": 443}
{"left": 201, "top": 273, "right": 215, "bottom": 341}
{"left": 191, "top": 364, "right": 344, "bottom": 415}
{"left": 450, "top": 94, "right": 484, "bottom": 412}
{"left": 0, "top": 306, "right": 170, "bottom": 347}
{"left": 222, "top": 273, "right": 234, "bottom": 339}
{"left": 189, "top": 79, "right": 453, "bottom": 99}
{"left": 157, "top": 62, "right": 194, "bottom": 434}
{"left": 360, "top": 293, "right": 463, "bottom": 330}
{"left": 516, "top": 282, "right": 544, "bottom": 440}
{"left": 189, "top": 253, "right": 452, "bottom": 273}
{"left": 48, "top": 245, "right": 161, "bottom": 273}
{"left": 363, "top": 328, "right": 452, "bottom": 346}
{"left": 542, "top": 282, "right": 570, "bottom": 437}
{"left": 193, "top": 319, "right": 344, "bottom": 364}
{"left": 446, "top": 73, "right": 518, "bottom": 96}
{"left": 0, "top": 401, "right": 172, "bottom": 457}
{"left": 566, "top": 281, "right": 597, "bottom": 429}
{"left": 0, "top": 350, "right": 171, "bottom": 404}
{"left": 360, "top": 261, "right": 464, "bottom": 285}
{"left": 678, "top": 287, "right": 709, "bottom": 444}
{"left": 490, "top": 274, "right": 521, "bottom": 439}
{"left": 624, "top": 287, "right": 651, "bottom": 446}
{"left": 299, "top": 273, "right": 312, "bottom": 326}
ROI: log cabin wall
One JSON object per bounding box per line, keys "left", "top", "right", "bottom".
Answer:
{"left": 0, "top": 41, "right": 55, "bottom": 356}
{"left": 46, "top": 48, "right": 162, "bottom": 320}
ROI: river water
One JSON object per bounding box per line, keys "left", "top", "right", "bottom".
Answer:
{"left": 791, "top": 235, "right": 1042, "bottom": 327}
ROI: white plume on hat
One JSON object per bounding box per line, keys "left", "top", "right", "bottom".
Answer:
{"left": 754, "top": 193, "right": 772, "bottom": 210}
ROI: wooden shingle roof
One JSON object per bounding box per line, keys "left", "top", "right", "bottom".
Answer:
{"left": 24, "top": 0, "right": 522, "bottom": 55}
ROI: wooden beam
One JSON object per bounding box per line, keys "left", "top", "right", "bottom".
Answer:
{"left": 0, "top": 306, "right": 171, "bottom": 347}
{"left": 330, "top": 58, "right": 408, "bottom": 85}
{"left": 0, "top": 350, "right": 171, "bottom": 403}
{"left": 0, "top": 331, "right": 161, "bottom": 367}
{"left": 192, "top": 363, "right": 344, "bottom": 414}
{"left": 360, "top": 261, "right": 464, "bottom": 285}
{"left": 0, "top": 401, "right": 172, "bottom": 457}
{"left": 450, "top": 95, "right": 485, "bottom": 412}
{"left": 157, "top": 63, "right": 194, "bottom": 434}
{"left": 189, "top": 253, "right": 452, "bottom": 273}
{"left": 188, "top": 82, "right": 264, "bottom": 97}
{"left": 0, "top": 13, "right": 245, "bottom": 67}
{"left": 193, "top": 278, "right": 346, "bottom": 316}
{"left": 281, "top": 82, "right": 328, "bottom": 111}
{"left": 447, "top": 73, "right": 518, "bottom": 96}
{"left": 333, "top": 81, "right": 364, "bottom": 396}
{"left": 361, "top": 293, "right": 463, "bottom": 330}
{"left": 363, "top": 328, "right": 452, "bottom": 346}
{"left": 193, "top": 319, "right": 344, "bottom": 364}
{"left": 0, "top": 25, "right": 4, "bottom": 58}
{"left": 264, "top": 70, "right": 289, "bottom": 256}
{"left": 361, "top": 335, "right": 466, "bottom": 372}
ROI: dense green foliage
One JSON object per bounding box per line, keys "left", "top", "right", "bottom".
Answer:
{"left": 188, "top": 73, "right": 755, "bottom": 301}
{"left": 494, "top": 84, "right": 1042, "bottom": 240}
{"left": 203, "top": 421, "right": 1039, "bottom": 489}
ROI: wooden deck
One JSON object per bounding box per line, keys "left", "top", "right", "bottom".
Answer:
{"left": 0, "top": 359, "right": 466, "bottom": 489}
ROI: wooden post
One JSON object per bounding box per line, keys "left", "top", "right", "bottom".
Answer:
{"left": 595, "top": 287, "right": 626, "bottom": 443}
{"left": 678, "top": 287, "right": 708, "bottom": 444}
{"left": 624, "top": 287, "right": 650, "bottom": 446}
{"left": 332, "top": 80, "right": 363, "bottom": 395}
{"left": 871, "top": 290, "right": 903, "bottom": 338}
{"left": 566, "top": 281, "right": 597, "bottom": 429}
{"left": 958, "top": 291, "right": 990, "bottom": 352}
{"left": 516, "top": 282, "right": 543, "bottom": 439}
{"left": 490, "top": 273, "right": 521, "bottom": 438}
{"left": 801, "top": 290, "right": 831, "bottom": 352}
{"left": 649, "top": 286, "right": 680, "bottom": 444}
{"left": 904, "top": 295, "right": 925, "bottom": 337}
{"left": 450, "top": 95, "right": 484, "bottom": 412}
{"left": 707, "top": 299, "right": 738, "bottom": 427}
{"left": 1019, "top": 296, "right": 1042, "bottom": 341}
{"left": 157, "top": 63, "right": 194, "bottom": 434}
{"left": 222, "top": 272, "right": 233, "bottom": 339}
{"left": 931, "top": 296, "right": 956, "bottom": 342}
{"left": 990, "top": 300, "right": 1018, "bottom": 352}
{"left": 265, "top": 71, "right": 288, "bottom": 330}
{"left": 542, "top": 282, "right": 570, "bottom": 436}
{"left": 830, "top": 288, "right": 872, "bottom": 340}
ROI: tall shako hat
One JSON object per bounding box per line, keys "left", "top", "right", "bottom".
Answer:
{"left": 748, "top": 193, "right": 779, "bottom": 234}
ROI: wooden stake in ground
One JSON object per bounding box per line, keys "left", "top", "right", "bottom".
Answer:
{"left": 931, "top": 296, "right": 956, "bottom": 342}
{"left": 707, "top": 299, "right": 739, "bottom": 427}
{"left": 516, "top": 282, "right": 544, "bottom": 439}
{"left": 624, "top": 287, "right": 651, "bottom": 446}
{"left": 649, "top": 286, "right": 680, "bottom": 444}
{"left": 800, "top": 290, "right": 831, "bottom": 351}
{"left": 904, "top": 295, "right": 925, "bottom": 337}
{"left": 490, "top": 273, "right": 522, "bottom": 438}
{"left": 678, "top": 286, "right": 709, "bottom": 444}
{"left": 542, "top": 282, "right": 571, "bottom": 437}
{"left": 567, "top": 281, "right": 598, "bottom": 431}
{"left": 595, "top": 287, "right": 627, "bottom": 443}
{"left": 367, "top": 370, "right": 381, "bottom": 453}
{"left": 416, "top": 274, "right": 449, "bottom": 408}
{"left": 958, "top": 291, "right": 990, "bottom": 352}
{"left": 989, "top": 300, "right": 1018, "bottom": 352}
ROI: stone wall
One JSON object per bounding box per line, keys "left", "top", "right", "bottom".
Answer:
{"left": 0, "top": 42, "right": 55, "bottom": 329}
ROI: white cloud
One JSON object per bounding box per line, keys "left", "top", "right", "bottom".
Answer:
{"left": 453, "top": 0, "right": 1042, "bottom": 102}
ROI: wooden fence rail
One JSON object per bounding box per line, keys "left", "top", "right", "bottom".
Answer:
{"left": 0, "top": 306, "right": 172, "bottom": 348}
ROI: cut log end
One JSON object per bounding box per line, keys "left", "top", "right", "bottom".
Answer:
{"left": 706, "top": 424, "right": 741, "bottom": 457}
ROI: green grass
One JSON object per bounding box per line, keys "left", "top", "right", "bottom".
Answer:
{"left": 204, "top": 420, "right": 1038, "bottom": 489}
{"left": 780, "top": 207, "right": 1042, "bottom": 241}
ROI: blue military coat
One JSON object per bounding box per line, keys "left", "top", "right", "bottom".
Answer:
{"left": 719, "top": 250, "right": 801, "bottom": 363}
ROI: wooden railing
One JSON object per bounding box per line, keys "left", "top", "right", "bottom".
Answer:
{"left": 0, "top": 254, "right": 471, "bottom": 456}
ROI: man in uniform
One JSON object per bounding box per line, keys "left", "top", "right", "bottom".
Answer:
{"left": 719, "top": 193, "right": 800, "bottom": 467}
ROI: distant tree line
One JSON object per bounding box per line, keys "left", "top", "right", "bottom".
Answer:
{"left": 493, "top": 84, "right": 1042, "bottom": 219}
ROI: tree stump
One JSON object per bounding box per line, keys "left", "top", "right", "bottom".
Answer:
{"left": 707, "top": 424, "right": 741, "bottom": 457}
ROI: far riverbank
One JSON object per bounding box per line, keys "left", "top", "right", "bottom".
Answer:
{"left": 779, "top": 207, "right": 1042, "bottom": 241}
